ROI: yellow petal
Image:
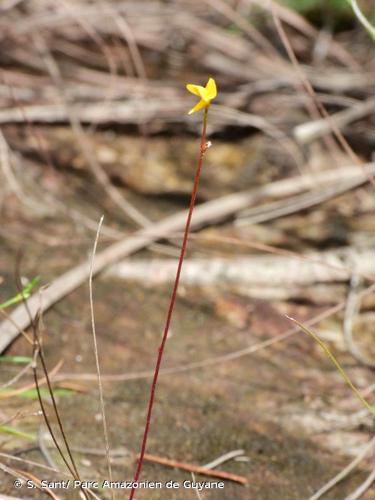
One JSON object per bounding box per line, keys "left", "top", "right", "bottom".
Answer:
{"left": 186, "top": 84, "right": 206, "bottom": 97}
{"left": 188, "top": 98, "right": 207, "bottom": 115}
{"left": 187, "top": 83, "right": 211, "bottom": 102}
{"left": 205, "top": 78, "right": 217, "bottom": 100}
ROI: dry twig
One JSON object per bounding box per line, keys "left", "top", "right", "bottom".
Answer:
{"left": 140, "top": 452, "right": 247, "bottom": 485}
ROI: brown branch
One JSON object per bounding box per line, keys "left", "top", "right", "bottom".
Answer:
{"left": 140, "top": 453, "right": 247, "bottom": 485}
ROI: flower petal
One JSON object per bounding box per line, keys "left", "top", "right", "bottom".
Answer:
{"left": 186, "top": 84, "right": 206, "bottom": 97}
{"left": 205, "top": 78, "right": 217, "bottom": 100}
{"left": 188, "top": 98, "right": 207, "bottom": 115}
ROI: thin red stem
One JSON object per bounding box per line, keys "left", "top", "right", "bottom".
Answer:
{"left": 129, "top": 108, "right": 209, "bottom": 498}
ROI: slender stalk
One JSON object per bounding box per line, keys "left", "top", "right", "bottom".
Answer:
{"left": 14, "top": 262, "right": 87, "bottom": 498}
{"left": 349, "top": 0, "right": 375, "bottom": 41}
{"left": 286, "top": 316, "right": 375, "bottom": 418}
{"left": 89, "top": 216, "right": 114, "bottom": 499}
{"left": 129, "top": 108, "right": 209, "bottom": 499}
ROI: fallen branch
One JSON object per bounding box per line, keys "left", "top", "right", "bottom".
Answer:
{"left": 294, "top": 98, "right": 375, "bottom": 144}
{"left": 140, "top": 452, "right": 247, "bottom": 485}
{"left": 106, "top": 249, "right": 375, "bottom": 288}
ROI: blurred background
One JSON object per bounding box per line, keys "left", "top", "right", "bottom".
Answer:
{"left": 0, "top": 1, "right": 374, "bottom": 498}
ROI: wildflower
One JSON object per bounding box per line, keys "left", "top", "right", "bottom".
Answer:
{"left": 186, "top": 77, "right": 217, "bottom": 115}
{"left": 130, "top": 77, "right": 215, "bottom": 497}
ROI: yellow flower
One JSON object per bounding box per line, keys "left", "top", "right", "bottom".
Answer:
{"left": 186, "top": 77, "right": 217, "bottom": 115}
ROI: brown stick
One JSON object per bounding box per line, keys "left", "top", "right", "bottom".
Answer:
{"left": 140, "top": 453, "right": 247, "bottom": 485}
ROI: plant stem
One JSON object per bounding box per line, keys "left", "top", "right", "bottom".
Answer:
{"left": 129, "top": 108, "right": 209, "bottom": 499}
{"left": 287, "top": 316, "right": 375, "bottom": 418}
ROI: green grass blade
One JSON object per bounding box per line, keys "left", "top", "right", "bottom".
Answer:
{"left": 348, "top": 0, "right": 375, "bottom": 41}
{"left": 0, "top": 387, "right": 75, "bottom": 399}
{"left": 0, "top": 276, "right": 40, "bottom": 310}
{"left": 0, "top": 425, "right": 35, "bottom": 441}
{"left": 287, "top": 315, "right": 375, "bottom": 417}
{"left": 0, "top": 356, "right": 33, "bottom": 364}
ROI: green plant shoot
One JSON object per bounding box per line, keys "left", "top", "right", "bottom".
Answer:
{"left": 287, "top": 316, "right": 375, "bottom": 418}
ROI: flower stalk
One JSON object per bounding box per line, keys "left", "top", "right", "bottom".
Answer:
{"left": 129, "top": 79, "right": 215, "bottom": 499}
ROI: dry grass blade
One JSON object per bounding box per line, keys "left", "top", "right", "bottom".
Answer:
{"left": 310, "top": 434, "right": 375, "bottom": 500}
{"left": 0, "top": 359, "right": 62, "bottom": 397}
{"left": 13, "top": 468, "right": 60, "bottom": 500}
{"left": 191, "top": 472, "right": 203, "bottom": 500}
{"left": 37, "top": 425, "right": 58, "bottom": 470}
{"left": 0, "top": 450, "right": 67, "bottom": 474}
{"left": 0, "top": 461, "right": 45, "bottom": 498}
{"left": 0, "top": 360, "right": 32, "bottom": 390}
{"left": 271, "top": 9, "right": 375, "bottom": 190}
{"left": 345, "top": 466, "right": 375, "bottom": 500}
{"left": 88, "top": 216, "right": 114, "bottom": 498}
{"left": 13, "top": 265, "right": 85, "bottom": 496}
{"left": 202, "top": 450, "right": 246, "bottom": 469}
